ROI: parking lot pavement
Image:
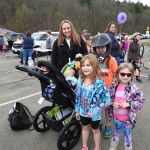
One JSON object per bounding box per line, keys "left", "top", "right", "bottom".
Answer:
{"left": 0, "top": 50, "right": 150, "bottom": 150}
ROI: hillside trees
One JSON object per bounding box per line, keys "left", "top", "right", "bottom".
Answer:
{"left": 0, "top": 0, "right": 149, "bottom": 35}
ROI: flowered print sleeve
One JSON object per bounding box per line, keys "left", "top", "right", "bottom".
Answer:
{"left": 129, "top": 84, "right": 145, "bottom": 111}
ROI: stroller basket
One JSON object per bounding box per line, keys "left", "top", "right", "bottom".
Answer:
{"left": 43, "top": 105, "right": 73, "bottom": 132}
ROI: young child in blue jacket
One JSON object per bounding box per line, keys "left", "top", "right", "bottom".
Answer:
{"left": 75, "top": 54, "right": 110, "bottom": 150}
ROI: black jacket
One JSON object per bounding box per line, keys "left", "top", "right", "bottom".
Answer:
{"left": 51, "top": 37, "right": 88, "bottom": 70}
{"left": 128, "top": 40, "right": 140, "bottom": 60}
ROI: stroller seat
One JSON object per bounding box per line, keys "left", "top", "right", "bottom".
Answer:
{"left": 28, "top": 61, "right": 76, "bottom": 108}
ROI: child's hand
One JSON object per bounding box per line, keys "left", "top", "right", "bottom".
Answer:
{"left": 87, "top": 111, "right": 93, "bottom": 117}
{"left": 120, "top": 102, "right": 130, "bottom": 108}
{"left": 113, "top": 102, "right": 120, "bottom": 109}
{"left": 76, "top": 113, "right": 80, "bottom": 121}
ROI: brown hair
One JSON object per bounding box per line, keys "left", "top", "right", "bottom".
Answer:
{"left": 26, "top": 31, "right": 32, "bottom": 36}
{"left": 115, "top": 62, "right": 134, "bottom": 82}
{"left": 57, "top": 20, "right": 81, "bottom": 47}
{"left": 47, "top": 31, "right": 52, "bottom": 34}
{"left": 79, "top": 54, "right": 101, "bottom": 84}
{"left": 105, "top": 22, "right": 117, "bottom": 34}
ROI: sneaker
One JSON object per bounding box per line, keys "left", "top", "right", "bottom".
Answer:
{"left": 19, "top": 64, "right": 24, "bottom": 68}
{"left": 82, "top": 147, "right": 88, "bottom": 150}
{"left": 109, "top": 138, "right": 119, "bottom": 150}
{"left": 98, "top": 122, "right": 103, "bottom": 130}
{"left": 104, "top": 126, "right": 111, "bottom": 138}
{"left": 124, "top": 146, "right": 132, "bottom": 150}
{"left": 136, "top": 78, "right": 142, "bottom": 83}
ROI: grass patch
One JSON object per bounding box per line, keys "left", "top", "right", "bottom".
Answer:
{"left": 140, "top": 41, "right": 150, "bottom": 46}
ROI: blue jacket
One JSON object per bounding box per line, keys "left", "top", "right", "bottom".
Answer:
{"left": 107, "top": 32, "right": 120, "bottom": 57}
{"left": 22, "top": 36, "right": 34, "bottom": 49}
{"left": 75, "top": 78, "right": 110, "bottom": 121}
{"left": 0, "top": 37, "right": 3, "bottom": 45}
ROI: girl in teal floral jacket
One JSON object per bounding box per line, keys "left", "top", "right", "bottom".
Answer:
{"left": 75, "top": 54, "right": 110, "bottom": 150}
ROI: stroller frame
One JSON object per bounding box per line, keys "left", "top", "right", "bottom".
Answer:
{"left": 16, "top": 61, "right": 81, "bottom": 150}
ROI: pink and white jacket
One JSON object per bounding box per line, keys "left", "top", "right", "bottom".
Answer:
{"left": 108, "top": 82, "right": 145, "bottom": 128}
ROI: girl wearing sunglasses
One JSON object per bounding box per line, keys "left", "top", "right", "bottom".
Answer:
{"left": 108, "top": 62, "right": 144, "bottom": 150}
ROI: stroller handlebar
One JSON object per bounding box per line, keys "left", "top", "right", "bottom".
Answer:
{"left": 15, "top": 65, "right": 51, "bottom": 83}
{"left": 15, "top": 65, "right": 28, "bottom": 73}
{"left": 28, "top": 68, "right": 51, "bottom": 83}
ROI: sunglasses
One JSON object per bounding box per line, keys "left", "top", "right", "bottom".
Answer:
{"left": 120, "top": 72, "right": 132, "bottom": 77}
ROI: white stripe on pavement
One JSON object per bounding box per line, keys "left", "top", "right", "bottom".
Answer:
{"left": 0, "top": 92, "right": 41, "bottom": 107}
{"left": 140, "top": 74, "right": 149, "bottom": 77}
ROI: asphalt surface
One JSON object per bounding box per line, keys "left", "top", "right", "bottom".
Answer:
{"left": 0, "top": 47, "right": 150, "bottom": 150}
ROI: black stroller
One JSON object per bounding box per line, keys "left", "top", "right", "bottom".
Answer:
{"left": 16, "top": 61, "right": 81, "bottom": 150}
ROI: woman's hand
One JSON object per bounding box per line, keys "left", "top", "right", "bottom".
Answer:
{"left": 76, "top": 113, "right": 80, "bottom": 121}
{"left": 75, "top": 53, "right": 83, "bottom": 58}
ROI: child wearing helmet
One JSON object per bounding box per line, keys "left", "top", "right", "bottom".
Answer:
{"left": 92, "top": 33, "right": 117, "bottom": 138}
{"left": 128, "top": 32, "right": 142, "bottom": 83}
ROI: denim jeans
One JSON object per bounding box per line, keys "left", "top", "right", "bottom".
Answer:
{"left": 23, "top": 49, "right": 32, "bottom": 61}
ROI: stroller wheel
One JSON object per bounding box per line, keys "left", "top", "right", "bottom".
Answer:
{"left": 33, "top": 106, "right": 50, "bottom": 132}
{"left": 57, "top": 120, "right": 81, "bottom": 150}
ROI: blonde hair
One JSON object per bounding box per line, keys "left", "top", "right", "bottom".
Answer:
{"left": 79, "top": 54, "right": 101, "bottom": 84}
{"left": 57, "top": 20, "right": 81, "bottom": 47}
{"left": 115, "top": 62, "right": 134, "bottom": 82}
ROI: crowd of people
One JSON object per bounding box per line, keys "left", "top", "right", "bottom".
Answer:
{"left": 50, "top": 20, "right": 145, "bottom": 150}
{"left": 0, "top": 19, "right": 147, "bottom": 150}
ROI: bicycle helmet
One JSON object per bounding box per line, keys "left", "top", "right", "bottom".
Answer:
{"left": 92, "top": 33, "right": 112, "bottom": 62}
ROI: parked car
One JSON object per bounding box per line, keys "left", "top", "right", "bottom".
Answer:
{"left": 141, "top": 34, "right": 148, "bottom": 39}
{"left": 31, "top": 31, "right": 59, "bottom": 55}
{"left": 6, "top": 33, "right": 25, "bottom": 49}
{"left": 146, "top": 34, "right": 150, "bottom": 39}
{"left": 12, "top": 40, "right": 22, "bottom": 55}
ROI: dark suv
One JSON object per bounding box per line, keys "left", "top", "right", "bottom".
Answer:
{"left": 6, "top": 33, "right": 25, "bottom": 49}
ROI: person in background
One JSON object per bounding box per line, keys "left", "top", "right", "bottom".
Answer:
{"left": 3, "top": 34, "right": 9, "bottom": 52}
{"left": 51, "top": 20, "right": 88, "bottom": 70}
{"left": 46, "top": 31, "right": 55, "bottom": 50}
{"left": 0, "top": 35, "right": 4, "bottom": 52}
{"left": 21, "top": 31, "right": 34, "bottom": 66}
{"left": 122, "top": 35, "right": 129, "bottom": 52}
{"left": 92, "top": 33, "right": 117, "bottom": 138}
{"left": 81, "top": 29, "right": 88, "bottom": 42}
{"left": 16, "top": 35, "right": 22, "bottom": 41}
{"left": 75, "top": 54, "right": 110, "bottom": 150}
{"left": 128, "top": 32, "right": 142, "bottom": 83}
{"left": 105, "top": 22, "right": 120, "bottom": 65}
{"left": 108, "top": 62, "right": 144, "bottom": 150}
{"left": 123, "top": 35, "right": 130, "bottom": 62}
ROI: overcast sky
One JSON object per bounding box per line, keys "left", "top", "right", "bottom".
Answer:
{"left": 119, "top": 0, "right": 150, "bottom": 6}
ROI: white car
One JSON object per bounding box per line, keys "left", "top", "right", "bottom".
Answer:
{"left": 31, "top": 31, "right": 59, "bottom": 54}
{"left": 12, "top": 40, "right": 22, "bottom": 55}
